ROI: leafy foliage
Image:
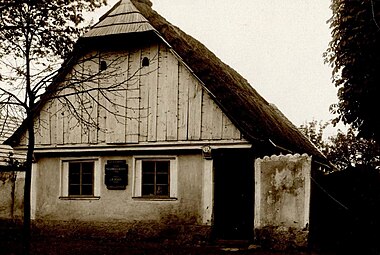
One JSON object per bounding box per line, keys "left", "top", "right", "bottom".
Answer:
{"left": 299, "top": 120, "right": 330, "bottom": 156}
{"left": 0, "top": 0, "right": 107, "bottom": 108}
{"left": 328, "top": 127, "right": 380, "bottom": 170}
{"left": 326, "top": 0, "right": 380, "bottom": 142}
{"left": 0, "top": 0, "right": 106, "bottom": 59}
{"left": 299, "top": 120, "right": 380, "bottom": 171}
{"left": 0, "top": 1, "right": 107, "bottom": 252}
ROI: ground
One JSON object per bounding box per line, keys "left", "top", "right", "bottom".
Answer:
{"left": 0, "top": 220, "right": 338, "bottom": 255}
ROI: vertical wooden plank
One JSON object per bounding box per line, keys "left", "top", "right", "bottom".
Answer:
{"left": 147, "top": 44, "right": 159, "bottom": 142}
{"left": 187, "top": 79, "right": 202, "bottom": 140}
{"left": 60, "top": 59, "right": 83, "bottom": 145}
{"left": 126, "top": 48, "right": 141, "bottom": 143}
{"left": 222, "top": 114, "right": 241, "bottom": 140}
{"left": 39, "top": 104, "right": 51, "bottom": 145}
{"left": 49, "top": 100, "right": 57, "bottom": 145}
{"left": 201, "top": 93, "right": 213, "bottom": 140}
{"left": 33, "top": 116, "right": 42, "bottom": 145}
{"left": 67, "top": 61, "right": 83, "bottom": 144}
{"left": 81, "top": 51, "right": 99, "bottom": 144}
{"left": 166, "top": 50, "right": 179, "bottom": 141}
{"left": 139, "top": 46, "right": 150, "bottom": 142}
{"left": 81, "top": 54, "right": 89, "bottom": 145}
{"left": 177, "top": 64, "right": 189, "bottom": 140}
{"left": 88, "top": 86, "right": 99, "bottom": 144}
{"left": 156, "top": 44, "right": 167, "bottom": 141}
{"left": 105, "top": 51, "right": 128, "bottom": 144}
{"left": 65, "top": 95, "right": 81, "bottom": 144}
{"left": 97, "top": 52, "right": 106, "bottom": 143}
{"left": 211, "top": 101, "right": 223, "bottom": 139}
{"left": 80, "top": 97, "right": 90, "bottom": 144}
{"left": 98, "top": 85, "right": 107, "bottom": 143}
{"left": 201, "top": 93, "right": 223, "bottom": 140}
{"left": 56, "top": 98, "right": 64, "bottom": 145}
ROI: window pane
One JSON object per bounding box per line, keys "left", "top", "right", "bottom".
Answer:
{"left": 142, "top": 161, "right": 155, "bottom": 173}
{"left": 82, "top": 184, "right": 93, "bottom": 196}
{"left": 156, "top": 173, "right": 169, "bottom": 185}
{"left": 82, "top": 162, "right": 94, "bottom": 174}
{"left": 142, "top": 173, "right": 154, "bottom": 185}
{"left": 69, "top": 184, "right": 80, "bottom": 196}
{"left": 82, "top": 172, "right": 93, "bottom": 185}
{"left": 156, "top": 161, "right": 169, "bottom": 173}
{"left": 69, "top": 163, "right": 80, "bottom": 185}
{"left": 156, "top": 185, "right": 168, "bottom": 196}
{"left": 142, "top": 184, "right": 155, "bottom": 196}
{"left": 69, "top": 172, "right": 80, "bottom": 185}
{"left": 69, "top": 162, "right": 80, "bottom": 173}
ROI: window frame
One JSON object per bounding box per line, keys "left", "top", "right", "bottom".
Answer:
{"left": 60, "top": 157, "right": 101, "bottom": 200}
{"left": 133, "top": 156, "right": 178, "bottom": 200}
{"left": 141, "top": 159, "right": 170, "bottom": 198}
{"left": 68, "top": 161, "right": 95, "bottom": 197}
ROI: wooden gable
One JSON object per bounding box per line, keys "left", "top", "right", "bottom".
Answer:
{"left": 23, "top": 42, "right": 243, "bottom": 147}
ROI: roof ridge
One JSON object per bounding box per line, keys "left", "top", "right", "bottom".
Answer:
{"left": 83, "top": 0, "right": 155, "bottom": 38}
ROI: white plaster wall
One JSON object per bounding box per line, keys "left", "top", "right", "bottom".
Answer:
{"left": 33, "top": 154, "right": 206, "bottom": 224}
{"left": 255, "top": 154, "right": 312, "bottom": 229}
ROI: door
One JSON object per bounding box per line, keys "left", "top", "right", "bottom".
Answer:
{"left": 213, "top": 149, "right": 254, "bottom": 240}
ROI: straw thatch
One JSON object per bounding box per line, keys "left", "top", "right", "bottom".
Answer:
{"left": 5, "top": 0, "right": 327, "bottom": 164}
{"left": 128, "top": 0, "right": 326, "bottom": 162}
{"left": 83, "top": 0, "right": 156, "bottom": 38}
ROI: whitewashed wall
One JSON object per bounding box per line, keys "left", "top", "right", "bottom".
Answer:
{"left": 254, "top": 154, "right": 312, "bottom": 249}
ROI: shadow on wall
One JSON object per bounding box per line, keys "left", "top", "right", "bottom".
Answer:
{"left": 310, "top": 166, "right": 380, "bottom": 255}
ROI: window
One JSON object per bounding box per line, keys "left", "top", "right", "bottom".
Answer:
{"left": 133, "top": 157, "right": 177, "bottom": 199}
{"left": 60, "top": 158, "right": 100, "bottom": 199}
{"left": 68, "top": 162, "right": 94, "bottom": 196}
{"left": 142, "top": 160, "right": 170, "bottom": 197}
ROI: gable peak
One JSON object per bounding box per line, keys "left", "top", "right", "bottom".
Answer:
{"left": 83, "top": 0, "right": 155, "bottom": 38}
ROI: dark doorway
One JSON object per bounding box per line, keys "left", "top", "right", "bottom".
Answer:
{"left": 213, "top": 149, "right": 254, "bottom": 240}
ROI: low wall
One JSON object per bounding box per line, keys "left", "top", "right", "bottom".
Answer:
{"left": 0, "top": 172, "right": 24, "bottom": 220}
{"left": 254, "top": 154, "right": 311, "bottom": 250}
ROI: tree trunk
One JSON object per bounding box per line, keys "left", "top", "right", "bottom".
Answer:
{"left": 23, "top": 115, "right": 35, "bottom": 254}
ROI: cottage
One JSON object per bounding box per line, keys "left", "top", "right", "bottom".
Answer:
{"left": 5, "top": 0, "right": 329, "bottom": 248}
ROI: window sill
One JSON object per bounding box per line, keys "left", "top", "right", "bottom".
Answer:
{"left": 59, "top": 196, "right": 100, "bottom": 200}
{"left": 132, "top": 197, "right": 177, "bottom": 201}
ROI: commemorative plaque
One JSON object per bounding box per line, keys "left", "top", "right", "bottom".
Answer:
{"left": 105, "top": 160, "right": 128, "bottom": 190}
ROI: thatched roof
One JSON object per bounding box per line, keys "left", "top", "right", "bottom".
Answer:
{"left": 83, "top": 0, "right": 156, "bottom": 38}
{"left": 5, "top": 0, "right": 327, "bottom": 164}
{"left": 126, "top": 0, "right": 326, "bottom": 162}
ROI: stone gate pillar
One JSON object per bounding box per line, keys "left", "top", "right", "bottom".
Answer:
{"left": 254, "top": 154, "right": 311, "bottom": 250}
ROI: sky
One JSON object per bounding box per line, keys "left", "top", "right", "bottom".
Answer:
{"left": 89, "top": 0, "right": 340, "bottom": 132}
